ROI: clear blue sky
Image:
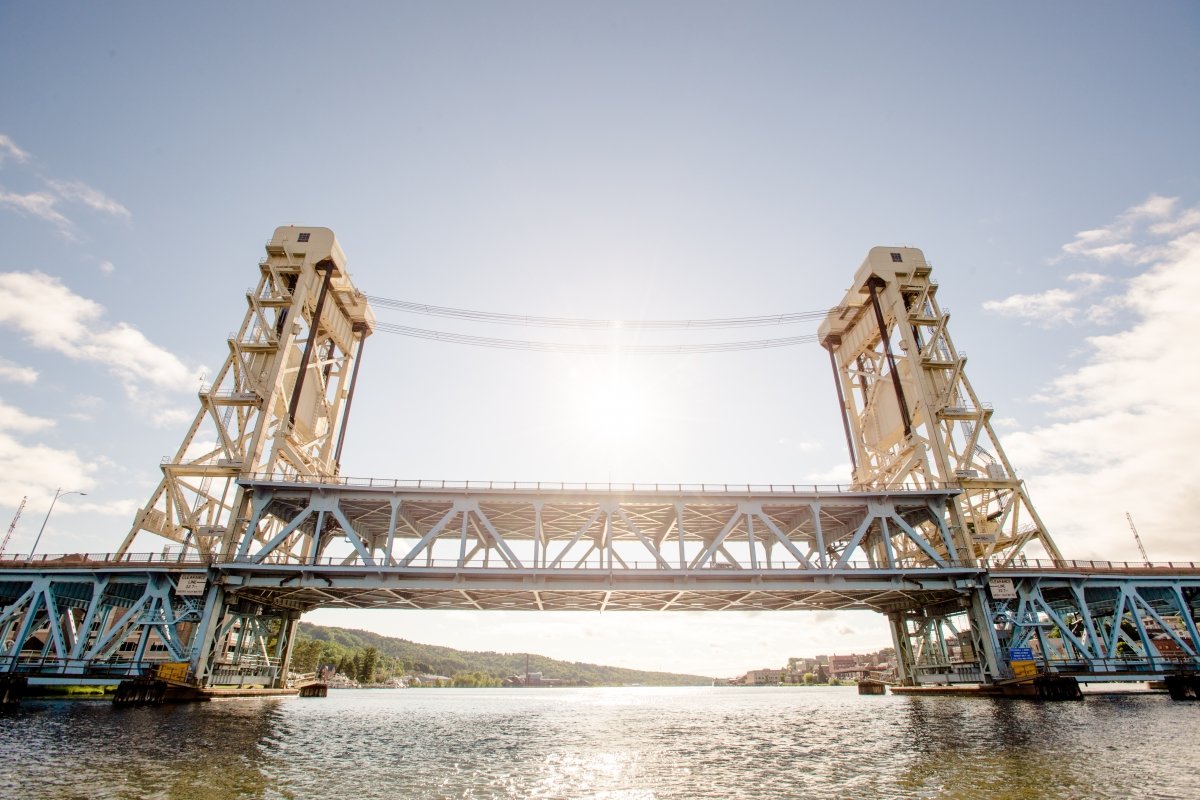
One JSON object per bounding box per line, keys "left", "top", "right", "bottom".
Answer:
{"left": 2, "top": 3, "right": 1198, "bottom": 675}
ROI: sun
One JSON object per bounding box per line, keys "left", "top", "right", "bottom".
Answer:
{"left": 561, "top": 358, "right": 656, "bottom": 464}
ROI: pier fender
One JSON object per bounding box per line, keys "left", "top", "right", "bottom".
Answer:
{"left": 1033, "top": 675, "right": 1083, "bottom": 701}
{"left": 1165, "top": 674, "right": 1200, "bottom": 701}
{"left": 0, "top": 675, "right": 28, "bottom": 707}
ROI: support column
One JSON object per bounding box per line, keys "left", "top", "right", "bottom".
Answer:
{"left": 888, "top": 612, "right": 917, "bottom": 686}
{"left": 189, "top": 582, "right": 227, "bottom": 687}
{"left": 966, "top": 586, "right": 1004, "bottom": 684}
{"left": 274, "top": 610, "right": 302, "bottom": 689}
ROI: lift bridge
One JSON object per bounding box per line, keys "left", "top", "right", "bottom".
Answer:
{"left": 2, "top": 227, "right": 1197, "bottom": 699}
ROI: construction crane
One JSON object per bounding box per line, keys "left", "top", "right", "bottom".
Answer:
{"left": 1126, "top": 512, "right": 1151, "bottom": 566}
{"left": 1, "top": 496, "right": 27, "bottom": 556}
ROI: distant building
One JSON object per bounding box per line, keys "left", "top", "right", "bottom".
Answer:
{"left": 744, "top": 668, "right": 784, "bottom": 685}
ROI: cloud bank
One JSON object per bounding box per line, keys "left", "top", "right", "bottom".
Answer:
{"left": 999, "top": 196, "right": 1200, "bottom": 561}
{"left": 0, "top": 271, "right": 200, "bottom": 396}
{"left": 0, "top": 132, "right": 130, "bottom": 238}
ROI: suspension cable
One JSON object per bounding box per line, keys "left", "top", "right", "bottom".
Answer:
{"left": 373, "top": 321, "right": 818, "bottom": 354}
{"left": 366, "top": 294, "right": 837, "bottom": 330}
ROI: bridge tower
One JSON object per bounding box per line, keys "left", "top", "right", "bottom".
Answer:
{"left": 818, "top": 247, "right": 1065, "bottom": 684}
{"left": 118, "top": 226, "right": 374, "bottom": 560}
{"left": 818, "top": 247, "right": 1063, "bottom": 567}
{"left": 113, "top": 227, "right": 374, "bottom": 687}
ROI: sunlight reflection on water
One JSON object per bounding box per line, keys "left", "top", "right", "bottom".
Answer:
{"left": 3, "top": 687, "right": 1198, "bottom": 799}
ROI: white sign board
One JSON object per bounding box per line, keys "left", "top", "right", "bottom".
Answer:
{"left": 176, "top": 573, "right": 209, "bottom": 596}
{"left": 988, "top": 577, "right": 1017, "bottom": 600}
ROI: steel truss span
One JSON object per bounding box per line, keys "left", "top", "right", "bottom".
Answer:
{"left": 222, "top": 481, "right": 970, "bottom": 613}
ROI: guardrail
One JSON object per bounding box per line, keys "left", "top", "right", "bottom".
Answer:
{"left": 2, "top": 553, "right": 1196, "bottom": 574}
{"left": 0, "top": 654, "right": 160, "bottom": 677}
{"left": 990, "top": 559, "right": 1200, "bottom": 573}
{"left": 0, "top": 552, "right": 212, "bottom": 567}
{"left": 239, "top": 473, "right": 959, "bottom": 494}
{"left": 1002, "top": 656, "right": 1200, "bottom": 678}
{"left": 226, "top": 557, "right": 991, "bottom": 570}
{"left": 218, "top": 557, "right": 1200, "bottom": 573}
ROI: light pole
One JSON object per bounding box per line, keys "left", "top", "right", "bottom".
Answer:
{"left": 29, "top": 488, "right": 86, "bottom": 558}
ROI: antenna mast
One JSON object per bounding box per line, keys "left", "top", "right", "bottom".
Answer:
{"left": 1, "top": 496, "right": 27, "bottom": 556}
{"left": 1125, "top": 512, "right": 1150, "bottom": 565}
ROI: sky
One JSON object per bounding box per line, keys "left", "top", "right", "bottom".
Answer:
{"left": 1, "top": 2, "right": 1198, "bottom": 677}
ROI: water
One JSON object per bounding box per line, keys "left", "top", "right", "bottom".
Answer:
{"left": 2, "top": 687, "right": 1197, "bottom": 799}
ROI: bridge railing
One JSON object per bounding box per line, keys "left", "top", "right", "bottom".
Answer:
{"left": 0, "top": 654, "right": 161, "bottom": 678}
{"left": 0, "top": 552, "right": 212, "bottom": 567}
{"left": 233, "top": 557, "right": 989, "bottom": 570}
{"left": 990, "top": 559, "right": 1200, "bottom": 573}
{"left": 3, "top": 552, "right": 1197, "bottom": 574}
{"left": 1013, "top": 655, "right": 1200, "bottom": 676}
{"left": 225, "top": 556, "right": 1200, "bottom": 572}
{"left": 240, "top": 473, "right": 958, "bottom": 494}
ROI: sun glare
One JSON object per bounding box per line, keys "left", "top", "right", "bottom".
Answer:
{"left": 563, "top": 360, "right": 656, "bottom": 456}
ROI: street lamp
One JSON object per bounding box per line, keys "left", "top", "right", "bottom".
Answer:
{"left": 29, "top": 488, "right": 86, "bottom": 558}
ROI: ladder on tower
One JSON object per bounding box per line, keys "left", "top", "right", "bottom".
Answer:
{"left": 1, "top": 496, "right": 27, "bottom": 556}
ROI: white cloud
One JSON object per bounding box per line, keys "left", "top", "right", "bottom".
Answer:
{"left": 984, "top": 197, "right": 1188, "bottom": 326}
{"left": 0, "top": 398, "right": 55, "bottom": 433}
{"left": 0, "top": 358, "right": 37, "bottom": 385}
{"left": 1124, "top": 194, "right": 1177, "bottom": 219}
{"left": 982, "top": 287, "right": 1078, "bottom": 325}
{"left": 0, "top": 134, "right": 30, "bottom": 166}
{"left": 804, "top": 462, "right": 852, "bottom": 485}
{"left": 152, "top": 407, "right": 193, "bottom": 428}
{"left": 0, "top": 137, "right": 129, "bottom": 235}
{"left": 1065, "top": 272, "right": 1110, "bottom": 290}
{"left": 45, "top": 179, "right": 130, "bottom": 220}
{"left": 0, "top": 432, "right": 96, "bottom": 510}
{"left": 0, "top": 271, "right": 200, "bottom": 394}
{"left": 1004, "top": 199, "right": 1200, "bottom": 562}
{"left": 99, "top": 260, "right": 115, "bottom": 275}
{"left": 1150, "top": 207, "right": 1200, "bottom": 237}
{"left": 0, "top": 187, "right": 75, "bottom": 238}
{"left": 56, "top": 498, "right": 139, "bottom": 518}
{"left": 1059, "top": 193, "right": 1177, "bottom": 263}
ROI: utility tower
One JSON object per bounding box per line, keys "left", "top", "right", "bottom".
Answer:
{"left": 1, "top": 496, "right": 27, "bottom": 556}
{"left": 818, "top": 247, "right": 1063, "bottom": 567}
{"left": 118, "top": 227, "right": 374, "bottom": 558}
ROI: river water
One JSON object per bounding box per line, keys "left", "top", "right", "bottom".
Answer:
{"left": 2, "top": 686, "right": 1197, "bottom": 799}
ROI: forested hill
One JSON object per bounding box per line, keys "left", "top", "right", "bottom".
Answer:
{"left": 295, "top": 622, "right": 712, "bottom": 686}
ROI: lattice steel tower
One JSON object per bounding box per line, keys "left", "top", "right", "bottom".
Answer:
{"left": 118, "top": 227, "right": 374, "bottom": 558}
{"left": 818, "top": 247, "right": 1063, "bottom": 566}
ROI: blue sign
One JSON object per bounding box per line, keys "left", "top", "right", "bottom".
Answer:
{"left": 1008, "top": 647, "right": 1034, "bottom": 661}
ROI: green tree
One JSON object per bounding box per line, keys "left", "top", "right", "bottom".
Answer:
{"left": 359, "top": 646, "right": 379, "bottom": 683}
{"left": 290, "top": 639, "right": 323, "bottom": 673}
